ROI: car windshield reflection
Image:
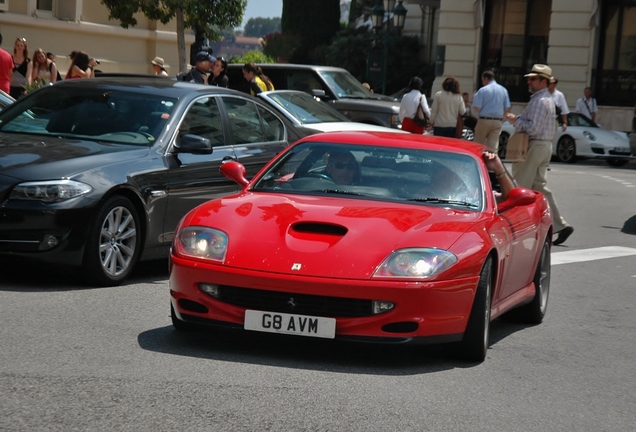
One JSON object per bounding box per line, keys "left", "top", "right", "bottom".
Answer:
{"left": 0, "top": 86, "right": 177, "bottom": 145}
{"left": 252, "top": 142, "right": 483, "bottom": 210}
{"left": 265, "top": 92, "right": 347, "bottom": 124}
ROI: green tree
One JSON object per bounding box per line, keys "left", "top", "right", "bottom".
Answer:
{"left": 100, "top": 0, "right": 247, "bottom": 73}
{"left": 282, "top": 0, "right": 340, "bottom": 63}
{"left": 244, "top": 17, "right": 281, "bottom": 38}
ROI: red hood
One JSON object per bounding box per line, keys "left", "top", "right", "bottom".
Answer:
{"left": 184, "top": 193, "right": 485, "bottom": 279}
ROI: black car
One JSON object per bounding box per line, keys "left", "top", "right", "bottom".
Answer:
{"left": 0, "top": 77, "right": 305, "bottom": 285}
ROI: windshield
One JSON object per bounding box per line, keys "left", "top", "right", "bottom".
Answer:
{"left": 252, "top": 142, "right": 483, "bottom": 210}
{"left": 0, "top": 86, "right": 177, "bottom": 145}
{"left": 318, "top": 71, "right": 393, "bottom": 101}
{"left": 567, "top": 112, "right": 598, "bottom": 128}
{"left": 266, "top": 92, "right": 349, "bottom": 124}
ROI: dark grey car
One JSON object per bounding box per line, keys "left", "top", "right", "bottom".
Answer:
{"left": 0, "top": 77, "right": 303, "bottom": 286}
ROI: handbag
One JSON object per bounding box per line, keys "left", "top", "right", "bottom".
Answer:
{"left": 505, "top": 133, "right": 529, "bottom": 162}
{"left": 413, "top": 95, "right": 429, "bottom": 127}
{"left": 455, "top": 114, "right": 464, "bottom": 139}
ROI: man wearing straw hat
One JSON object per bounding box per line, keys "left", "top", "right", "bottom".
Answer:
{"left": 505, "top": 64, "right": 574, "bottom": 245}
{"left": 151, "top": 56, "right": 169, "bottom": 77}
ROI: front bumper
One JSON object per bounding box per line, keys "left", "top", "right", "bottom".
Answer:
{"left": 169, "top": 254, "right": 480, "bottom": 342}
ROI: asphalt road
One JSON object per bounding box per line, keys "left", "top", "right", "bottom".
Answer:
{"left": 1, "top": 159, "right": 635, "bottom": 432}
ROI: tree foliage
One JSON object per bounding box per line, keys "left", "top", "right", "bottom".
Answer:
{"left": 282, "top": 0, "right": 341, "bottom": 63}
{"left": 100, "top": 0, "right": 246, "bottom": 72}
{"left": 244, "top": 17, "right": 281, "bottom": 38}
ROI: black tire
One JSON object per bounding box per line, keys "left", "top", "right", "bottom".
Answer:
{"left": 83, "top": 195, "right": 141, "bottom": 286}
{"left": 513, "top": 238, "right": 551, "bottom": 324}
{"left": 458, "top": 256, "right": 493, "bottom": 362}
{"left": 556, "top": 136, "right": 577, "bottom": 163}
{"left": 607, "top": 158, "right": 629, "bottom": 167}
{"left": 498, "top": 132, "right": 509, "bottom": 159}
{"left": 171, "top": 304, "right": 196, "bottom": 331}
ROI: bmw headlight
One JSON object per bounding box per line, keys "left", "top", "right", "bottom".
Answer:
{"left": 175, "top": 227, "right": 228, "bottom": 262}
{"left": 9, "top": 180, "right": 92, "bottom": 202}
{"left": 582, "top": 131, "right": 596, "bottom": 141}
{"left": 373, "top": 248, "right": 458, "bottom": 278}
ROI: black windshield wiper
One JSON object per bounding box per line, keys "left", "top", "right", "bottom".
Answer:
{"left": 317, "top": 189, "right": 363, "bottom": 196}
{"left": 407, "top": 197, "right": 478, "bottom": 208}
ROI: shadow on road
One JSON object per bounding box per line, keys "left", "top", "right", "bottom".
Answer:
{"left": 137, "top": 317, "right": 530, "bottom": 375}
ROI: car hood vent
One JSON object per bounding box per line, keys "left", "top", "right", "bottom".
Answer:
{"left": 291, "top": 222, "right": 348, "bottom": 236}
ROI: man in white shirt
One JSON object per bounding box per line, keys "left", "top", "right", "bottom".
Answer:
{"left": 548, "top": 77, "right": 569, "bottom": 131}
{"left": 575, "top": 87, "right": 597, "bottom": 122}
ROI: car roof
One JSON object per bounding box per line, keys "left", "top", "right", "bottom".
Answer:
{"left": 296, "top": 131, "right": 488, "bottom": 158}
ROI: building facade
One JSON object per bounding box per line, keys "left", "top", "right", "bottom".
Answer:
{"left": 401, "top": 0, "right": 635, "bottom": 131}
{"left": 0, "top": 0, "right": 191, "bottom": 78}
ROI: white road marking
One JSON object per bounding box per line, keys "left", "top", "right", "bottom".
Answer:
{"left": 552, "top": 246, "right": 636, "bottom": 266}
{"left": 593, "top": 174, "right": 635, "bottom": 188}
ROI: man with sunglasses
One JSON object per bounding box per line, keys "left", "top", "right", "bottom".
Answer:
{"left": 325, "top": 150, "right": 360, "bottom": 185}
{"left": 505, "top": 64, "right": 574, "bottom": 245}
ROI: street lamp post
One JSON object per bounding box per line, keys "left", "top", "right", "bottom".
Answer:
{"left": 371, "top": 0, "right": 407, "bottom": 95}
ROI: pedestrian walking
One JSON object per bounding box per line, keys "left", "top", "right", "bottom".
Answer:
{"left": 429, "top": 76, "right": 465, "bottom": 138}
{"left": 505, "top": 64, "right": 574, "bottom": 246}
{"left": 575, "top": 87, "right": 597, "bottom": 122}
{"left": 398, "top": 76, "right": 431, "bottom": 134}
{"left": 472, "top": 70, "right": 511, "bottom": 151}
{"left": 548, "top": 77, "right": 569, "bottom": 131}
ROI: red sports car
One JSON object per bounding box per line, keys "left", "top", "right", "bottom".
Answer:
{"left": 169, "top": 132, "right": 553, "bottom": 362}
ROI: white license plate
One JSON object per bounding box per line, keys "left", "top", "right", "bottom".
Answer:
{"left": 244, "top": 310, "right": 336, "bottom": 339}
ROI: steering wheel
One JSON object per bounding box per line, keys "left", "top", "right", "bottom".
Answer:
{"left": 304, "top": 172, "right": 334, "bottom": 182}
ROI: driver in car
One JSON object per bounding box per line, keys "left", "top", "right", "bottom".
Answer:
{"left": 325, "top": 150, "right": 360, "bottom": 185}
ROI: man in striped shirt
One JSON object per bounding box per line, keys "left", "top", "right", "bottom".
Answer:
{"left": 505, "top": 64, "right": 574, "bottom": 246}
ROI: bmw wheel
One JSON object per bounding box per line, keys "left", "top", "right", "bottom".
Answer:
{"left": 83, "top": 195, "right": 141, "bottom": 286}
{"left": 556, "top": 136, "right": 577, "bottom": 163}
{"left": 458, "top": 256, "right": 493, "bottom": 362}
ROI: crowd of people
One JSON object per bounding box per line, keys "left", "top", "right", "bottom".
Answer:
{"left": 0, "top": 33, "right": 103, "bottom": 99}
{"left": 398, "top": 63, "right": 579, "bottom": 246}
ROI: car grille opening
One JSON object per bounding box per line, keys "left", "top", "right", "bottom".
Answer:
{"left": 382, "top": 322, "right": 419, "bottom": 333}
{"left": 178, "top": 299, "right": 209, "bottom": 314}
{"left": 216, "top": 285, "right": 373, "bottom": 318}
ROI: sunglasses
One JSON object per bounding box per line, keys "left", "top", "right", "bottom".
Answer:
{"left": 332, "top": 162, "right": 355, "bottom": 170}
{"left": 16, "top": 37, "right": 27, "bottom": 42}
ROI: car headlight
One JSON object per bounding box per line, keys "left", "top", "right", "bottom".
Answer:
{"left": 9, "top": 180, "right": 92, "bottom": 202}
{"left": 582, "top": 131, "right": 596, "bottom": 141}
{"left": 175, "top": 227, "right": 228, "bottom": 262}
{"left": 373, "top": 248, "right": 458, "bottom": 279}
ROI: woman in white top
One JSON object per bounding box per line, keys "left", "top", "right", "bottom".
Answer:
{"left": 30, "top": 48, "right": 58, "bottom": 86}
{"left": 398, "top": 77, "right": 431, "bottom": 134}
{"left": 430, "top": 76, "right": 465, "bottom": 138}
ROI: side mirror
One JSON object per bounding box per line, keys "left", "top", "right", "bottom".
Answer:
{"left": 311, "top": 89, "right": 327, "bottom": 99}
{"left": 220, "top": 161, "right": 249, "bottom": 187}
{"left": 176, "top": 134, "right": 213, "bottom": 154}
{"left": 497, "top": 187, "right": 537, "bottom": 213}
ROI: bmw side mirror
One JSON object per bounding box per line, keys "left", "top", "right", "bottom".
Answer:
{"left": 176, "top": 134, "right": 213, "bottom": 154}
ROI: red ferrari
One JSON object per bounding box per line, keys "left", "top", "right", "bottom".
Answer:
{"left": 169, "top": 132, "right": 553, "bottom": 362}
